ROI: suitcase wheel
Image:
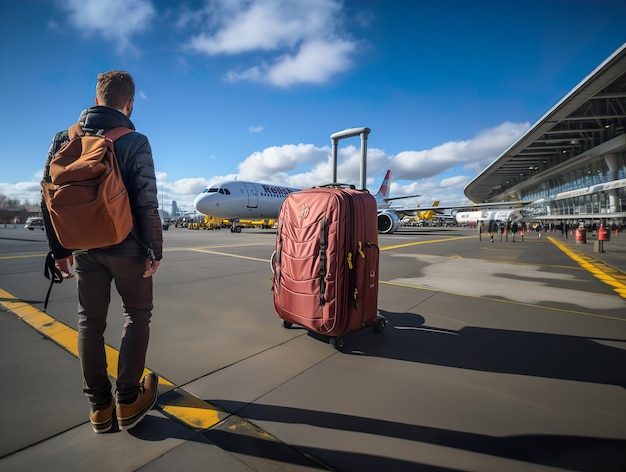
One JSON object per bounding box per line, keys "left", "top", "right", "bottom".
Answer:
{"left": 280, "top": 320, "right": 293, "bottom": 329}
{"left": 329, "top": 336, "right": 344, "bottom": 350}
{"left": 372, "top": 315, "right": 386, "bottom": 333}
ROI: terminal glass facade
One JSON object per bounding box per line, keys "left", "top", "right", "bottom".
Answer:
{"left": 521, "top": 152, "right": 626, "bottom": 223}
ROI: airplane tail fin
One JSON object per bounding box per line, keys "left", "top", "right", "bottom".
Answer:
{"left": 374, "top": 170, "right": 391, "bottom": 200}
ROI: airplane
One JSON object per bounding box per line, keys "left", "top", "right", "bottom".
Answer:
{"left": 193, "top": 170, "right": 526, "bottom": 234}
{"left": 194, "top": 170, "right": 418, "bottom": 233}
{"left": 452, "top": 208, "right": 522, "bottom": 225}
{"left": 416, "top": 201, "right": 441, "bottom": 221}
{"left": 193, "top": 180, "right": 301, "bottom": 233}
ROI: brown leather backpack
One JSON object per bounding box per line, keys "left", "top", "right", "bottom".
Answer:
{"left": 42, "top": 124, "right": 134, "bottom": 250}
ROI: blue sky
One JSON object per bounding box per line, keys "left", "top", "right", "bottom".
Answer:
{"left": 1, "top": 0, "right": 624, "bottom": 213}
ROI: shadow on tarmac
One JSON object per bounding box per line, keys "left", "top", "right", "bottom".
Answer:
{"left": 137, "top": 399, "right": 625, "bottom": 472}
{"left": 356, "top": 310, "right": 626, "bottom": 389}
{"left": 287, "top": 309, "right": 626, "bottom": 389}
{"left": 126, "top": 306, "right": 626, "bottom": 472}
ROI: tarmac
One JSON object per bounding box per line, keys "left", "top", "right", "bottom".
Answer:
{"left": 0, "top": 223, "right": 625, "bottom": 471}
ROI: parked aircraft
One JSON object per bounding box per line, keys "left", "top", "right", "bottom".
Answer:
{"left": 193, "top": 170, "right": 525, "bottom": 233}
{"left": 194, "top": 170, "right": 417, "bottom": 233}
{"left": 452, "top": 208, "right": 522, "bottom": 225}
{"left": 417, "top": 201, "right": 441, "bottom": 221}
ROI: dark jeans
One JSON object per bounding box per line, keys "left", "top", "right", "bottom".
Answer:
{"left": 74, "top": 250, "right": 153, "bottom": 407}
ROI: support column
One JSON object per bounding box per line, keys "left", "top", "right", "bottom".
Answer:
{"left": 604, "top": 154, "right": 619, "bottom": 213}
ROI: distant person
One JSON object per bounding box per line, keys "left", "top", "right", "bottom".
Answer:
{"left": 511, "top": 221, "right": 519, "bottom": 242}
{"left": 487, "top": 220, "right": 496, "bottom": 243}
{"left": 478, "top": 221, "right": 484, "bottom": 241}
{"left": 41, "top": 70, "right": 163, "bottom": 433}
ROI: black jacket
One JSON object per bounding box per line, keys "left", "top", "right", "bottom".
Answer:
{"left": 42, "top": 106, "right": 163, "bottom": 261}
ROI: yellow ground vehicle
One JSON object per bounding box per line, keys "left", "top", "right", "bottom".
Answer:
{"left": 188, "top": 216, "right": 226, "bottom": 230}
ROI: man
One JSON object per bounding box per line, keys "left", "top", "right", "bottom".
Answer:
{"left": 42, "top": 70, "right": 163, "bottom": 433}
{"left": 487, "top": 219, "right": 496, "bottom": 243}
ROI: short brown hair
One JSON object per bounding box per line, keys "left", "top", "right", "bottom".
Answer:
{"left": 96, "top": 70, "right": 135, "bottom": 109}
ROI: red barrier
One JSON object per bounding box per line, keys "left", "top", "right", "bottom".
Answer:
{"left": 598, "top": 226, "right": 610, "bottom": 241}
{"left": 575, "top": 228, "right": 586, "bottom": 244}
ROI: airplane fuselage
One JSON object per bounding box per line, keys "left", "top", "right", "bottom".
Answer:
{"left": 454, "top": 208, "right": 520, "bottom": 224}
{"left": 193, "top": 180, "right": 301, "bottom": 220}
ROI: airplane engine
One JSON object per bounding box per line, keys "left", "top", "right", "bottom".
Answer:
{"left": 377, "top": 211, "right": 401, "bottom": 234}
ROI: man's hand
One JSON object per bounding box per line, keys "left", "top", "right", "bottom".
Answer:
{"left": 55, "top": 255, "right": 74, "bottom": 279}
{"left": 143, "top": 258, "right": 160, "bottom": 278}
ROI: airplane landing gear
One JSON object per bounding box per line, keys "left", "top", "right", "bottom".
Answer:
{"left": 230, "top": 224, "right": 242, "bottom": 233}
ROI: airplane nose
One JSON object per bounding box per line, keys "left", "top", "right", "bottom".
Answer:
{"left": 193, "top": 192, "right": 208, "bottom": 213}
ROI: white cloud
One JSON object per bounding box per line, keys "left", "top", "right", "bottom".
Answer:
{"left": 1, "top": 122, "right": 526, "bottom": 212}
{"left": 393, "top": 121, "right": 530, "bottom": 181}
{"left": 248, "top": 125, "right": 264, "bottom": 133}
{"left": 184, "top": 0, "right": 357, "bottom": 87}
{"left": 237, "top": 143, "right": 328, "bottom": 183}
{"left": 168, "top": 177, "right": 212, "bottom": 197}
{"left": 186, "top": 0, "right": 341, "bottom": 54}
{"left": 0, "top": 181, "right": 42, "bottom": 205}
{"left": 58, "top": 0, "right": 155, "bottom": 53}
{"left": 266, "top": 39, "right": 355, "bottom": 87}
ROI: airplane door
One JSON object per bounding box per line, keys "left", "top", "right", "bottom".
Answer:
{"left": 244, "top": 183, "right": 258, "bottom": 208}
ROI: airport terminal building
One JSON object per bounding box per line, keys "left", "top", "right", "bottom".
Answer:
{"left": 465, "top": 42, "right": 626, "bottom": 227}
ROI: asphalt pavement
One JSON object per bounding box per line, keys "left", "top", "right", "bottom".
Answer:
{"left": 1, "top": 224, "right": 625, "bottom": 471}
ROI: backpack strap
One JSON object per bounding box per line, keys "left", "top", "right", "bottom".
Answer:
{"left": 67, "top": 123, "right": 84, "bottom": 140}
{"left": 66, "top": 123, "right": 133, "bottom": 141}
{"left": 104, "top": 127, "right": 134, "bottom": 141}
{"left": 43, "top": 251, "right": 63, "bottom": 312}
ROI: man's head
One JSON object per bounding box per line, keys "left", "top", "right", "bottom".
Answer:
{"left": 95, "top": 70, "right": 135, "bottom": 117}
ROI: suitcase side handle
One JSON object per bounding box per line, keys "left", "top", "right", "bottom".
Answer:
{"left": 330, "top": 127, "right": 370, "bottom": 190}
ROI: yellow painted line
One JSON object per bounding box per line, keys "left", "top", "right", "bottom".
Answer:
{"left": 0, "top": 289, "right": 81, "bottom": 356}
{"left": 168, "top": 243, "right": 266, "bottom": 251}
{"left": 0, "top": 253, "right": 47, "bottom": 260}
{"left": 0, "top": 287, "right": 232, "bottom": 432}
{"left": 379, "top": 280, "right": 626, "bottom": 323}
{"left": 0, "top": 243, "right": 266, "bottom": 261}
{"left": 188, "top": 248, "right": 269, "bottom": 263}
{"left": 380, "top": 235, "right": 474, "bottom": 251}
{"left": 0, "top": 288, "right": 175, "bottom": 387}
{"left": 159, "top": 389, "right": 226, "bottom": 430}
{"left": 548, "top": 237, "right": 626, "bottom": 299}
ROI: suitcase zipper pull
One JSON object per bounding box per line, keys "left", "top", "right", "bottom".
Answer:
{"left": 347, "top": 252, "right": 353, "bottom": 270}
{"left": 358, "top": 241, "right": 365, "bottom": 258}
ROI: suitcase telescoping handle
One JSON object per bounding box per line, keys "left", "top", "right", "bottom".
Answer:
{"left": 330, "top": 127, "right": 370, "bottom": 191}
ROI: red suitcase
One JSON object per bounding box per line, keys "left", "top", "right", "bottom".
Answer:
{"left": 271, "top": 128, "right": 385, "bottom": 349}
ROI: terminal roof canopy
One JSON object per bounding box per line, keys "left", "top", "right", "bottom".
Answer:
{"left": 465, "top": 42, "right": 626, "bottom": 203}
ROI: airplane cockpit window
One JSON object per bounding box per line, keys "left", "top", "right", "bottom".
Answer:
{"left": 203, "top": 187, "right": 230, "bottom": 195}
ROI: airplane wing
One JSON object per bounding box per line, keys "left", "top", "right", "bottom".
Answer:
{"left": 383, "top": 194, "right": 421, "bottom": 202}
{"left": 376, "top": 200, "right": 530, "bottom": 233}
{"left": 387, "top": 201, "right": 528, "bottom": 214}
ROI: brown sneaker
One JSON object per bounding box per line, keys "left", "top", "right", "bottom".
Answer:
{"left": 116, "top": 373, "right": 159, "bottom": 431}
{"left": 89, "top": 399, "right": 115, "bottom": 433}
